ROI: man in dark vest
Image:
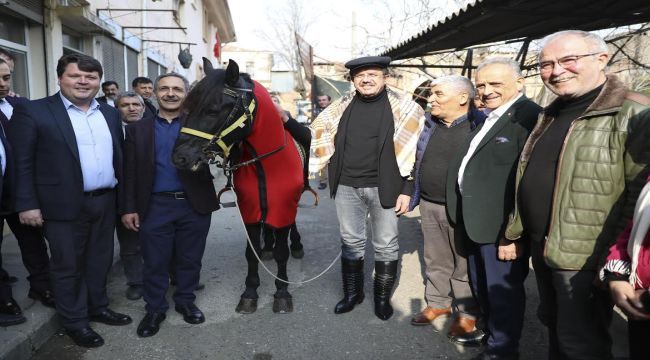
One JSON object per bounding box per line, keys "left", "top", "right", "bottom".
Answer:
{"left": 310, "top": 56, "right": 425, "bottom": 320}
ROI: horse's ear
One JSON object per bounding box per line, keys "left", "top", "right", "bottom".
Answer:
{"left": 225, "top": 59, "right": 240, "bottom": 86}
{"left": 202, "top": 57, "right": 215, "bottom": 75}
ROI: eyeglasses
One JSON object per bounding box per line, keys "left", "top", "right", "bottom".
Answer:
{"left": 538, "top": 53, "right": 600, "bottom": 73}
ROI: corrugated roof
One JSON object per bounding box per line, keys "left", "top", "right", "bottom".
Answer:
{"left": 381, "top": 0, "right": 650, "bottom": 60}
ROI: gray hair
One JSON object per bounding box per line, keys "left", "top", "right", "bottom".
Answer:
{"left": 154, "top": 72, "right": 190, "bottom": 92}
{"left": 538, "top": 30, "right": 609, "bottom": 61}
{"left": 430, "top": 75, "right": 476, "bottom": 100}
{"left": 476, "top": 57, "right": 523, "bottom": 78}
{"left": 115, "top": 91, "right": 144, "bottom": 107}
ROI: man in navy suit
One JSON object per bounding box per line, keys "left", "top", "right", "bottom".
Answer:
{"left": 446, "top": 58, "right": 541, "bottom": 360}
{"left": 9, "top": 54, "right": 131, "bottom": 347}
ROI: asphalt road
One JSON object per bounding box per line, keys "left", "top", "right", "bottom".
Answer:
{"left": 30, "top": 175, "right": 628, "bottom": 360}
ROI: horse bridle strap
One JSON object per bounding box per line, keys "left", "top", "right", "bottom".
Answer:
{"left": 180, "top": 99, "right": 256, "bottom": 157}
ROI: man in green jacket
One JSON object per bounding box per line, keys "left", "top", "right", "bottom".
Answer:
{"left": 504, "top": 30, "right": 650, "bottom": 359}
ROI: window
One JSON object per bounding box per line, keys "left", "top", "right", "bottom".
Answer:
{"left": 0, "top": 13, "right": 30, "bottom": 97}
{"left": 62, "top": 27, "right": 84, "bottom": 55}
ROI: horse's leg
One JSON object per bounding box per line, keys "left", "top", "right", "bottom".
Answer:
{"left": 235, "top": 224, "right": 262, "bottom": 314}
{"left": 289, "top": 222, "right": 304, "bottom": 259}
{"left": 272, "top": 226, "right": 293, "bottom": 313}
{"left": 260, "top": 225, "right": 274, "bottom": 261}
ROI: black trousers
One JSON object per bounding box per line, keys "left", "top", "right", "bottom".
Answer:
{"left": 115, "top": 220, "right": 143, "bottom": 286}
{"left": 0, "top": 213, "right": 51, "bottom": 292}
{"left": 44, "top": 191, "right": 116, "bottom": 330}
{"left": 531, "top": 239, "right": 613, "bottom": 360}
{"left": 629, "top": 319, "right": 650, "bottom": 360}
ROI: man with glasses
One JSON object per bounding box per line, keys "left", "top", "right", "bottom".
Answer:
{"left": 310, "top": 56, "right": 425, "bottom": 320}
{"left": 504, "top": 30, "right": 650, "bottom": 359}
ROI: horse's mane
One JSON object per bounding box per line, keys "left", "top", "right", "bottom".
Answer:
{"left": 182, "top": 69, "right": 253, "bottom": 117}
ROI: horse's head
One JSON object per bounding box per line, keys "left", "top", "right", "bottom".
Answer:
{"left": 172, "top": 58, "right": 255, "bottom": 171}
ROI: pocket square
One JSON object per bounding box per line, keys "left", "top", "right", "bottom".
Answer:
{"left": 495, "top": 136, "right": 510, "bottom": 144}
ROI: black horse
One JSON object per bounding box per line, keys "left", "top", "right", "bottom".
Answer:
{"left": 172, "top": 58, "right": 305, "bottom": 314}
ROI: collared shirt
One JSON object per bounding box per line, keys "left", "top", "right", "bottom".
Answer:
{"left": 457, "top": 93, "right": 523, "bottom": 193}
{"left": 60, "top": 93, "right": 117, "bottom": 191}
{"left": 0, "top": 123, "right": 5, "bottom": 175}
{"left": 152, "top": 115, "right": 184, "bottom": 193}
{"left": 107, "top": 98, "right": 115, "bottom": 107}
{"left": 0, "top": 97, "right": 13, "bottom": 121}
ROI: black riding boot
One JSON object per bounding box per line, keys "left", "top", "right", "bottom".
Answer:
{"left": 374, "top": 260, "right": 398, "bottom": 320}
{"left": 334, "top": 258, "right": 364, "bottom": 314}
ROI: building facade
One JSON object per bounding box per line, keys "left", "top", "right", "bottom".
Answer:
{"left": 0, "top": 0, "right": 235, "bottom": 99}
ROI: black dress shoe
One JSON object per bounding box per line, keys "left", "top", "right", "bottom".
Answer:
{"left": 175, "top": 303, "right": 205, "bottom": 324}
{"left": 90, "top": 309, "right": 132, "bottom": 326}
{"left": 318, "top": 182, "right": 327, "bottom": 190}
{"left": 0, "top": 298, "right": 22, "bottom": 316}
{"left": 471, "top": 351, "right": 519, "bottom": 360}
{"left": 137, "top": 312, "right": 166, "bottom": 338}
{"left": 1, "top": 275, "right": 18, "bottom": 284}
{"left": 28, "top": 289, "right": 56, "bottom": 308}
{"left": 126, "top": 285, "right": 143, "bottom": 300}
{"left": 0, "top": 312, "right": 26, "bottom": 326}
{"left": 66, "top": 327, "right": 104, "bottom": 348}
{"left": 449, "top": 329, "right": 486, "bottom": 347}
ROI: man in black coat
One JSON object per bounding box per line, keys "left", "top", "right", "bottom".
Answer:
{"left": 0, "top": 58, "right": 54, "bottom": 313}
{"left": 121, "top": 73, "right": 219, "bottom": 338}
{"left": 9, "top": 54, "right": 132, "bottom": 348}
{"left": 446, "top": 58, "right": 541, "bottom": 360}
{"left": 132, "top": 76, "right": 157, "bottom": 119}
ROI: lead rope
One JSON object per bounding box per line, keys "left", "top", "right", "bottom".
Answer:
{"left": 229, "top": 180, "right": 341, "bottom": 285}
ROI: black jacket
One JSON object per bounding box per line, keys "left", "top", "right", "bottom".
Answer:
{"left": 446, "top": 96, "right": 541, "bottom": 244}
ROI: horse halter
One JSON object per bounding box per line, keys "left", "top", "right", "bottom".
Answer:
{"left": 180, "top": 85, "right": 256, "bottom": 164}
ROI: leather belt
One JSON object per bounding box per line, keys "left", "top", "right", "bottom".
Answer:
{"left": 153, "top": 191, "right": 187, "bottom": 200}
{"left": 84, "top": 188, "right": 114, "bottom": 197}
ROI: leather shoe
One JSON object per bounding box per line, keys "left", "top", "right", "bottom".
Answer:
{"left": 0, "top": 312, "right": 26, "bottom": 326}
{"left": 318, "top": 182, "right": 327, "bottom": 190}
{"left": 447, "top": 316, "right": 477, "bottom": 338}
{"left": 411, "top": 306, "right": 451, "bottom": 325}
{"left": 450, "top": 329, "right": 487, "bottom": 347}
{"left": 175, "top": 303, "right": 205, "bottom": 324}
{"left": 0, "top": 275, "right": 18, "bottom": 284}
{"left": 66, "top": 327, "right": 104, "bottom": 348}
{"left": 126, "top": 285, "right": 143, "bottom": 300}
{"left": 0, "top": 298, "right": 22, "bottom": 316}
{"left": 28, "top": 289, "right": 56, "bottom": 308}
{"left": 90, "top": 309, "right": 132, "bottom": 326}
{"left": 137, "top": 312, "right": 166, "bottom": 338}
{"left": 170, "top": 279, "right": 205, "bottom": 291}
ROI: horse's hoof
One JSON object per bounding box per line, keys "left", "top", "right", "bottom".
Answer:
{"left": 273, "top": 295, "right": 293, "bottom": 314}
{"left": 290, "top": 248, "right": 304, "bottom": 259}
{"left": 235, "top": 298, "right": 258, "bottom": 314}
{"left": 260, "top": 250, "right": 274, "bottom": 261}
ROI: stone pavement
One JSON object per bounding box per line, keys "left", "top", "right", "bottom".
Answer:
{"left": 1, "top": 174, "right": 631, "bottom": 360}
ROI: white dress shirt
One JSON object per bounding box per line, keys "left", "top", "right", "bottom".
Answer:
{"left": 457, "top": 93, "right": 523, "bottom": 193}
{"left": 0, "top": 97, "right": 13, "bottom": 121}
{"left": 60, "top": 93, "right": 117, "bottom": 191}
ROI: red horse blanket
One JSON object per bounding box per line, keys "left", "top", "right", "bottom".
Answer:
{"left": 233, "top": 81, "right": 303, "bottom": 228}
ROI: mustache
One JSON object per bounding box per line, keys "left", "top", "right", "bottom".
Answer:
{"left": 161, "top": 96, "right": 180, "bottom": 101}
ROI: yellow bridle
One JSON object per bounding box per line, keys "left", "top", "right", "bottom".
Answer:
{"left": 180, "top": 99, "right": 256, "bottom": 158}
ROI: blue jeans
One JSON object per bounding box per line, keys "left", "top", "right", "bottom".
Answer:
{"left": 334, "top": 185, "right": 399, "bottom": 262}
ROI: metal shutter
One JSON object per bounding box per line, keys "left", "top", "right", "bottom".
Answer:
{"left": 147, "top": 59, "right": 159, "bottom": 79}
{"left": 126, "top": 48, "right": 138, "bottom": 87}
{"left": 101, "top": 36, "right": 126, "bottom": 90}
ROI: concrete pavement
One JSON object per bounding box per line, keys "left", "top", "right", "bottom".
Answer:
{"left": 1, "top": 173, "right": 631, "bottom": 359}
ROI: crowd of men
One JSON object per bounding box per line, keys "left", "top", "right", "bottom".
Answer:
{"left": 309, "top": 30, "right": 649, "bottom": 360}
{"left": 0, "top": 29, "right": 649, "bottom": 360}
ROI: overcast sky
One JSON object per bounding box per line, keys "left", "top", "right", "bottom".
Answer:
{"left": 228, "top": 0, "right": 466, "bottom": 62}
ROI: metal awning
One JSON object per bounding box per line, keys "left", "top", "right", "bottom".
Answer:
{"left": 381, "top": 0, "right": 650, "bottom": 60}
{"left": 57, "top": 6, "right": 113, "bottom": 34}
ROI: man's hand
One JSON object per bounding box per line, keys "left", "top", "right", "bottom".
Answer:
{"left": 394, "top": 195, "right": 410, "bottom": 216}
{"left": 497, "top": 238, "right": 523, "bottom": 261}
{"left": 274, "top": 102, "right": 289, "bottom": 123}
{"left": 609, "top": 281, "right": 650, "bottom": 321}
{"left": 19, "top": 209, "right": 44, "bottom": 227}
{"left": 121, "top": 213, "right": 140, "bottom": 232}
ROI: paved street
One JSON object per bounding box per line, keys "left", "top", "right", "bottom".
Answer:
{"left": 30, "top": 174, "right": 628, "bottom": 360}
